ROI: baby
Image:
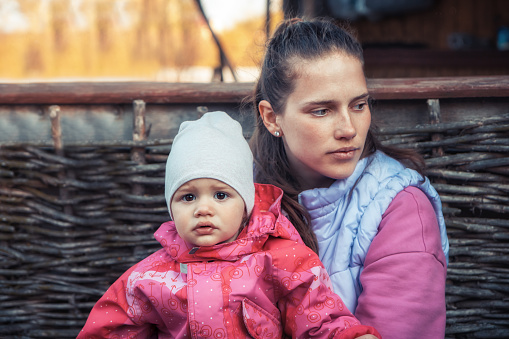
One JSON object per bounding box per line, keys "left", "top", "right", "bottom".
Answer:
{"left": 78, "top": 111, "right": 380, "bottom": 338}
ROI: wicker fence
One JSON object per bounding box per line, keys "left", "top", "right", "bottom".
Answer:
{"left": 1, "top": 77, "right": 508, "bottom": 338}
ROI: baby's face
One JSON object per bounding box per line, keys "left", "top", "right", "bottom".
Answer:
{"left": 170, "top": 178, "right": 246, "bottom": 247}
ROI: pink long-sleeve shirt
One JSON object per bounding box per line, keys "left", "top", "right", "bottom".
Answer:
{"left": 356, "top": 186, "right": 447, "bottom": 338}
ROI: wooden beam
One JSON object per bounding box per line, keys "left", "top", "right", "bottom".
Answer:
{"left": 0, "top": 82, "right": 254, "bottom": 105}
{"left": 0, "top": 76, "right": 507, "bottom": 104}
{"left": 367, "top": 76, "right": 509, "bottom": 100}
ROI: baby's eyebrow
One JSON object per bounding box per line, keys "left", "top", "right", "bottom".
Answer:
{"left": 210, "top": 184, "right": 233, "bottom": 191}
{"left": 175, "top": 184, "right": 191, "bottom": 191}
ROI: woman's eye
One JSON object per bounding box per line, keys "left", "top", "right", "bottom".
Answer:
{"left": 182, "top": 194, "right": 195, "bottom": 202}
{"left": 353, "top": 102, "right": 367, "bottom": 111}
{"left": 214, "top": 192, "right": 228, "bottom": 200}
{"left": 311, "top": 109, "right": 328, "bottom": 117}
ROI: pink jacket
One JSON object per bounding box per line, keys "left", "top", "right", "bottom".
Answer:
{"left": 78, "top": 184, "right": 380, "bottom": 339}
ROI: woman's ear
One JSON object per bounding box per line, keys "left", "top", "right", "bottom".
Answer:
{"left": 258, "top": 100, "right": 282, "bottom": 137}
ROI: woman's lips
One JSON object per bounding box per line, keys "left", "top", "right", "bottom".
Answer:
{"left": 328, "top": 147, "right": 358, "bottom": 160}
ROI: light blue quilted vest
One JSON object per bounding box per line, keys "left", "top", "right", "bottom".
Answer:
{"left": 298, "top": 151, "right": 449, "bottom": 313}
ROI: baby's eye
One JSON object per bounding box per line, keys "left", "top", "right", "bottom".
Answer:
{"left": 311, "top": 109, "right": 328, "bottom": 117}
{"left": 181, "top": 194, "right": 195, "bottom": 202}
{"left": 214, "top": 192, "right": 229, "bottom": 200}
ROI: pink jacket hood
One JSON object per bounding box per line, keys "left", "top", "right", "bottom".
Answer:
{"left": 156, "top": 183, "right": 303, "bottom": 263}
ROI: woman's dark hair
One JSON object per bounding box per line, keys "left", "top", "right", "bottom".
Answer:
{"left": 247, "top": 18, "right": 424, "bottom": 253}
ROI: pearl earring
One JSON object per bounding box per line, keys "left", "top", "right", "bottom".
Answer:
{"left": 274, "top": 131, "right": 280, "bottom": 137}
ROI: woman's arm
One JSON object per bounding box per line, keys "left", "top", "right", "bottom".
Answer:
{"left": 355, "top": 186, "right": 447, "bottom": 339}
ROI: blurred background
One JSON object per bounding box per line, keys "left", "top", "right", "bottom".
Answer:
{"left": 0, "top": 0, "right": 508, "bottom": 83}
{"left": 0, "top": 0, "right": 282, "bottom": 82}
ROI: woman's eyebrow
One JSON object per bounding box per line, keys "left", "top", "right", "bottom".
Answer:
{"left": 302, "top": 99, "right": 336, "bottom": 107}
{"left": 301, "top": 93, "right": 370, "bottom": 109}
{"left": 351, "top": 93, "right": 370, "bottom": 102}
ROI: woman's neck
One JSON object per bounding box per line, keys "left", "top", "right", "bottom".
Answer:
{"left": 298, "top": 175, "right": 336, "bottom": 192}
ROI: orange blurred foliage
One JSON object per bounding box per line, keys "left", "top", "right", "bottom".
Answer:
{"left": 0, "top": 0, "right": 282, "bottom": 82}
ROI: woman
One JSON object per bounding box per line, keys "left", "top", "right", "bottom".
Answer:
{"left": 248, "top": 18, "right": 449, "bottom": 338}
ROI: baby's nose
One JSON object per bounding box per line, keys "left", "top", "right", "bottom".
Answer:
{"left": 194, "top": 199, "right": 214, "bottom": 216}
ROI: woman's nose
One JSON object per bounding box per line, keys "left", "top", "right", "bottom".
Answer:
{"left": 334, "top": 110, "right": 357, "bottom": 140}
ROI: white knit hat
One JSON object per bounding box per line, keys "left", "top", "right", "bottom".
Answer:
{"left": 165, "top": 111, "right": 254, "bottom": 219}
